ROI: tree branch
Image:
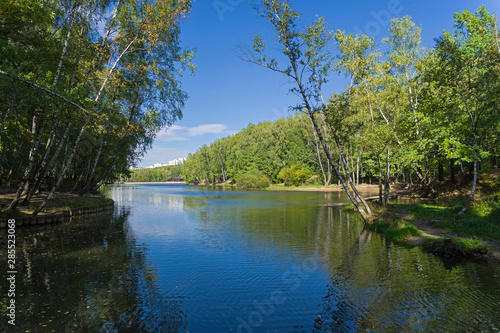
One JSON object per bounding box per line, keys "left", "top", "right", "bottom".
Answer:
{"left": 0, "top": 69, "right": 94, "bottom": 116}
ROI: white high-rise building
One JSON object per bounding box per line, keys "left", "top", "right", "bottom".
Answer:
{"left": 168, "top": 157, "right": 186, "bottom": 166}
{"left": 141, "top": 157, "right": 186, "bottom": 169}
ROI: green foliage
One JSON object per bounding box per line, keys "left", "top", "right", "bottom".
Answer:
{"left": 366, "top": 219, "right": 421, "bottom": 242}
{"left": 236, "top": 169, "right": 270, "bottom": 189}
{"left": 304, "top": 175, "right": 321, "bottom": 185}
{"left": 278, "top": 163, "right": 312, "bottom": 186}
{"left": 421, "top": 238, "right": 489, "bottom": 257}
{"left": 125, "top": 165, "right": 183, "bottom": 182}
{"left": 484, "top": 174, "right": 500, "bottom": 194}
{"left": 183, "top": 114, "right": 329, "bottom": 186}
{"left": 390, "top": 200, "right": 500, "bottom": 242}
{"left": 0, "top": 0, "right": 194, "bottom": 210}
{"left": 480, "top": 163, "right": 494, "bottom": 174}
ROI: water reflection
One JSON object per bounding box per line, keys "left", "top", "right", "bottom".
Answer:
{"left": 175, "top": 186, "right": 500, "bottom": 332}
{"left": 2, "top": 184, "right": 500, "bottom": 332}
{"left": 0, "top": 208, "right": 187, "bottom": 332}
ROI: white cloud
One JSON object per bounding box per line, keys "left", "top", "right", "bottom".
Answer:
{"left": 156, "top": 125, "right": 188, "bottom": 142}
{"left": 156, "top": 124, "right": 229, "bottom": 142}
{"left": 186, "top": 124, "right": 228, "bottom": 136}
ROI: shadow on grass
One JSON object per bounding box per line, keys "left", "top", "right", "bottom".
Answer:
{"left": 390, "top": 199, "right": 500, "bottom": 242}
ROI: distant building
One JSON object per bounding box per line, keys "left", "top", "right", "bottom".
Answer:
{"left": 168, "top": 157, "right": 186, "bottom": 166}
{"left": 146, "top": 163, "right": 169, "bottom": 169}
{"left": 167, "top": 177, "right": 184, "bottom": 182}
{"left": 141, "top": 157, "right": 186, "bottom": 169}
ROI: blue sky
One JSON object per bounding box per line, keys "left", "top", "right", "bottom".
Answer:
{"left": 139, "top": 0, "right": 500, "bottom": 167}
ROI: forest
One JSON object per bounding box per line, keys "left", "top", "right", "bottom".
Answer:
{"left": 124, "top": 165, "right": 182, "bottom": 182}
{"left": 182, "top": 3, "right": 499, "bottom": 221}
{"left": 0, "top": 0, "right": 194, "bottom": 215}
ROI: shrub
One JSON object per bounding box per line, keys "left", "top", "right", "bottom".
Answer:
{"left": 278, "top": 163, "right": 312, "bottom": 186}
{"left": 237, "top": 169, "right": 270, "bottom": 189}
{"left": 305, "top": 175, "right": 321, "bottom": 185}
{"left": 480, "top": 162, "right": 494, "bottom": 174}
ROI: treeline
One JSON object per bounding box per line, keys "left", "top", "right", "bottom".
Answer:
{"left": 125, "top": 165, "right": 183, "bottom": 182}
{"left": 0, "top": 0, "right": 194, "bottom": 215}
{"left": 183, "top": 114, "right": 358, "bottom": 187}
{"left": 186, "top": 4, "right": 499, "bottom": 220}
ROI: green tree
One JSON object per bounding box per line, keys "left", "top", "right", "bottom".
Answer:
{"left": 236, "top": 169, "right": 270, "bottom": 189}
{"left": 242, "top": 0, "right": 372, "bottom": 221}
{"left": 425, "top": 6, "right": 500, "bottom": 218}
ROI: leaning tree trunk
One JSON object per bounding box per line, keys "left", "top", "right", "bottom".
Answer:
{"left": 377, "top": 154, "right": 384, "bottom": 205}
{"left": 309, "top": 120, "right": 328, "bottom": 186}
{"left": 5, "top": 116, "right": 43, "bottom": 212}
{"left": 334, "top": 137, "right": 372, "bottom": 216}
{"left": 33, "top": 125, "right": 86, "bottom": 216}
{"left": 22, "top": 124, "right": 70, "bottom": 205}
{"left": 384, "top": 147, "right": 391, "bottom": 205}
{"left": 306, "top": 110, "right": 371, "bottom": 221}
{"left": 21, "top": 129, "right": 57, "bottom": 205}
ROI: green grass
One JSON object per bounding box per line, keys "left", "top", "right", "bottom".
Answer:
{"left": 0, "top": 210, "right": 29, "bottom": 219}
{"left": 366, "top": 218, "right": 421, "bottom": 242}
{"left": 421, "top": 237, "right": 489, "bottom": 258}
{"left": 1, "top": 194, "right": 112, "bottom": 217}
{"left": 342, "top": 203, "right": 356, "bottom": 212}
{"left": 267, "top": 183, "right": 327, "bottom": 190}
{"left": 388, "top": 199, "right": 500, "bottom": 242}
{"left": 54, "top": 195, "right": 112, "bottom": 211}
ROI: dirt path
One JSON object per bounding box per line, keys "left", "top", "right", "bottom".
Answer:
{"left": 380, "top": 208, "right": 500, "bottom": 259}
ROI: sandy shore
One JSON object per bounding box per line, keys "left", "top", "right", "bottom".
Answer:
{"left": 267, "top": 184, "right": 380, "bottom": 192}
{"left": 120, "top": 182, "right": 186, "bottom": 185}
{"left": 118, "top": 182, "right": 380, "bottom": 194}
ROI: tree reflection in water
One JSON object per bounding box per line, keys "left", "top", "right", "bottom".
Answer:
{"left": 1, "top": 207, "right": 187, "bottom": 332}
{"left": 311, "top": 208, "right": 500, "bottom": 332}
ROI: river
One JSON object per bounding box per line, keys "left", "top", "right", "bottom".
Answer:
{"left": 2, "top": 183, "right": 500, "bottom": 332}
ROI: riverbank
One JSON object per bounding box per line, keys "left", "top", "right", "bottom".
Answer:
{"left": 267, "top": 183, "right": 380, "bottom": 192}
{"left": 183, "top": 182, "right": 381, "bottom": 193}
{"left": 344, "top": 171, "right": 500, "bottom": 259}
{"left": 123, "top": 181, "right": 186, "bottom": 185}
{"left": 364, "top": 201, "right": 500, "bottom": 260}
{"left": 0, "top": 188, "right": 114, "bottom": 226}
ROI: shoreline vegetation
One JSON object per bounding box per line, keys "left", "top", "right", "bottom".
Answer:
{"left": 183, "top": 5, "right": 499, "bottom": 226}
{"left": 0, "top": 188, "right": 113, "bottom": 220}
{"left": 0, "top": 1, "right": 192, "bottom": 216}
{"left": 344, "top": 172, "right": 500, "bottom": 260}
{"left": 182, "top": 169, "right": 500, "bottom": 260}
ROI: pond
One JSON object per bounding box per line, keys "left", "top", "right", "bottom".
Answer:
{"left": 1, "top": 184, "right": 500, "bottom": 332}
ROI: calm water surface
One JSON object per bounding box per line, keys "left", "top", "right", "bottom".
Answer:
{"left": 2, "top": 184, "right": 500, "bottom": 332}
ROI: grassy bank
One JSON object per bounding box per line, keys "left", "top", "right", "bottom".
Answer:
{"left": 365, "top": 216, "right": 492, "bottom": 258}
{"left": 0, "top": 190, "right": 113, "bottom": 218}
{"left": 266, "top": 183, "right": 379, "bottom": 192}
{"left": 348, "top": 197, "right": 500, "bottom": 258}
{"left": 386, "top": 200, "right": 500, "bottom": 241}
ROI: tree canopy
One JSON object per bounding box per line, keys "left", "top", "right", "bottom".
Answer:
{"left": 0, "top": 0, "right": 194, "bottom": 214}
{"left": 184, "top": 4, "right": 499, "bottom": 221}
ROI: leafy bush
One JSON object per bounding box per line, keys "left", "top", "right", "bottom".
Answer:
{"left": 305, "top": 175, "right": 321, "bottom": 185}
{"left": 237, "top": 169, "right": 270, "bottom": 189}
{"left": 278, "top": 163, "right": 312, "bottom": 186}
{"left": 480, "top": 162, "right": 494, "bottom": 174}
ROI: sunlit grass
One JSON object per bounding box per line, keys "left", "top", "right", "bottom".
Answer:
{"left": 388, "top": 199, "right": 500, "bottom": 242}
{"left": 421, "top": 237, "right": 489, "bottom": 257}
{"left": 366, "top": 218, "right": 421, "bottom": 242}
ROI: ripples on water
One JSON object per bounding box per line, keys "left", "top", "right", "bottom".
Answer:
{"left": 1, "top": 184, "right": 499, "bottom": 332}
